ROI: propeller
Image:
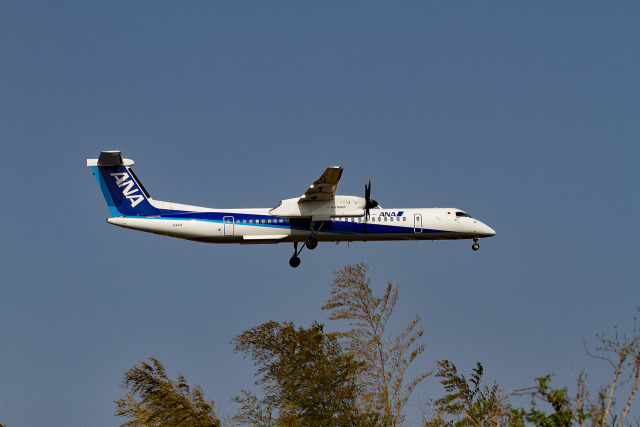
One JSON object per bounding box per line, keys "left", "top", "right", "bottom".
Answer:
{"left": 364, "top": 180, "right": 378, "bottom": 220}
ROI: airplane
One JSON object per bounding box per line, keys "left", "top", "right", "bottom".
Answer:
{"left": 87, "top": 151, "right": 496, "bottom": 267}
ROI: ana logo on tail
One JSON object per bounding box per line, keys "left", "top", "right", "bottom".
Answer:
{"left": 110, "top": 172, "right": 145, "bottom": 208}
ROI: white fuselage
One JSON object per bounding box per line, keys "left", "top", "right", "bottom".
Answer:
{"left": 106, "top": 202, "right": 495, "bottom": 244}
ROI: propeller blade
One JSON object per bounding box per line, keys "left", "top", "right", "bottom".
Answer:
{"left": 364, "top": 180, "right": 378, "bottom": 220}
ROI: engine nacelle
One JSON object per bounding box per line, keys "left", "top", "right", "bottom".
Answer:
{"left": 270, "top": 195, "right": 366, "bottom": 220}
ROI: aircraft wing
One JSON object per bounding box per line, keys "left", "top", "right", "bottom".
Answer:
{"left": 299, "top": 166, "right": 343, "bottom": 202}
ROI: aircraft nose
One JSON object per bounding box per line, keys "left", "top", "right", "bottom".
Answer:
{"left": 477, "top": 221, "right": 496, "bottom": 237}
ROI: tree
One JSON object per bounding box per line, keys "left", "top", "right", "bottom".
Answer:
{"left": 424, "top": 360, "right": 502, "bottom": 427}
{"left": 232, "top": 320, "right": 377, "bottom": 426}
{"left": 508, "top": 319, "right": 640, "bottom": 427}
{"left": 115, "top": 357, "right": 220, "bottom": 427}
{"left": 580, "top": 321, "right": 640, "bottom": 427}
{"left": 322, "top": 263, "right": 430, "bottom": 425}
{"left": 508, "top": 375, "right": 574, "bottom": 427}
{"left": 231, "top": 389, "right": 277, "bottom": 427}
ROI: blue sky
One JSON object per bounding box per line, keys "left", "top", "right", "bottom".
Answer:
{"left": 2, "top": 2, "right": 639, "bottom": 425}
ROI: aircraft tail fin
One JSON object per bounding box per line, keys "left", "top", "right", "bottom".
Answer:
{"left": 87, "top": 151, "right": 160, "bottom": 217}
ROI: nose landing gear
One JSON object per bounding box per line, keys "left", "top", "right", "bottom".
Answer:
{"left": 472, "top": 238, "right": 480, "bottom": 251}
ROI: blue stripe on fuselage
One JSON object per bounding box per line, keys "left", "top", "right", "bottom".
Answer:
{"left": 130, "top": 209, "right": 451, "bottom": 235}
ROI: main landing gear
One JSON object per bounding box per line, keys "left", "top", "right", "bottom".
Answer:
{"left": 290, "top": 239, "right": 315, "bottom": 268}
{"left": 289, "top": 242, "right": 306, "bottom": 268}
{"left": 289, "top": 245, "right": 302, "bottom": 268}
{"left": 307, "top": 236, "right": 318, "bottom": 250}
{"left": 289, "top": 222, "right": 323, "bottom": 267}
{"left": 472, "top": 238, "right": 480, "bottom": 251}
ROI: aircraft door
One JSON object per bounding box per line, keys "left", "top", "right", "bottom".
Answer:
{"left": 414, "top": 213, "right": 422, "bottom": 233}
{"left": 223, "top": 216, "right": 234, "bottom": 236}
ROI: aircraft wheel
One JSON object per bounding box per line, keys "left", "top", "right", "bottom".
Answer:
{"left": 289, "top": 256, "right": 301, "bottom": 268}
{"left": 307, "top": 237, "right": 318, "bottom": 250}
{"left": 472, "top": 242, "right": 480, "bottom": 251}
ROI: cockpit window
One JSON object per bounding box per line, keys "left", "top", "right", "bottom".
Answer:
{"left": 456, "top": 212, "right": 471, "bottom": 218}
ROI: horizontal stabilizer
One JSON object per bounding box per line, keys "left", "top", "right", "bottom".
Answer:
{"left": 86, "top": 151, "right": 134, "bottom": 167}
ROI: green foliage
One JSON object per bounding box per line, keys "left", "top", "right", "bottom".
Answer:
{"left": 113, "top": 267, "right": 640, "bottom": 427}
{"left": 115, "top": 357, "right": 220, "bottom": 427}
{"left": 322, "top": 263, "right": 430, "bottom": 426}
{"left": 508, "top": 376, "right": 573, "bottom": 427}
{"left": 232, "top": 320, "right": 377, "bottom": 426}
{"left": 508, "top": 321, "right": 640, "bottom": 427}
{"left": 425, "top": 360, "right": 500, "bottom": 427}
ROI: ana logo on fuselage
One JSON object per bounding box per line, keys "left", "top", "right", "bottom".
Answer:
{"left": 110, "top": 172, "right": 145, "bottom": 208}
{"left": 379, "top": 211, "right": 404, "bottom": 217}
